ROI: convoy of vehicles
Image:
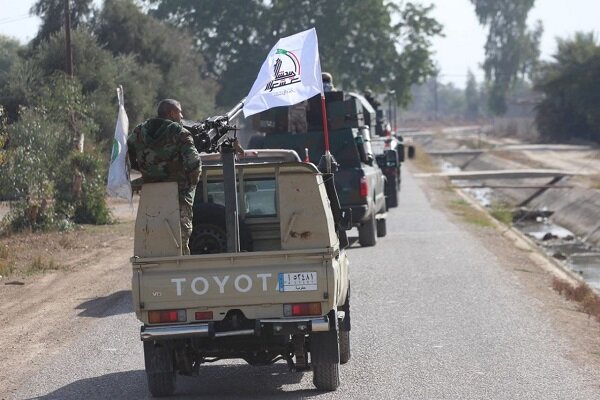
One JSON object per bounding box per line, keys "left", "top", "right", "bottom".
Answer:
{"left": 131, "top": 89, "right": 405, "bottom": 397}
{"left": 247, "top": 89, "right": 405, "bottom": 247}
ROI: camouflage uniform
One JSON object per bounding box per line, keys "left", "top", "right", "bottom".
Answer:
{"left": 127, "top": 118, "right": 201, "bottom": 255}
{"left": 288, "top": 101, "right": 308, "bottom": 133}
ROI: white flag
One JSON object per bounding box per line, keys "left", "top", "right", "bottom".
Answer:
{"left": 243, "top": 28, "right": 323, "bottom": 118}
{"left": 107, "top": 86, "right": 132, "bottom": 201}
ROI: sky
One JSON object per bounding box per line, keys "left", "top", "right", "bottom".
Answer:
{"left": 0, "top": 0, "right": 598, "bottom": 88}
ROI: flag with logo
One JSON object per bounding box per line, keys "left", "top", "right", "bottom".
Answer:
{"left": 243, "top": 28, "right": 323, "bottom": 118}
{"left": 106, "top": 86, "right": 132, "bottom": 201}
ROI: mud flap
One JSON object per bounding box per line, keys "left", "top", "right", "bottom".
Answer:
{"left": 310, "top": 311, "right": 340, "bottom": 365}
{"left": 340, "top": 285, "right": 351, "bottom": 332}
{"left": 144, "top": 341, "right": 174, "bottom": 373}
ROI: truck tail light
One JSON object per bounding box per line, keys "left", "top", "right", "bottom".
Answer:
{"left": 195, "top": 311, "right": 214, "bottom": 321}
{"left": 359, "top": 176, "right": 369, "bottom": 198}
{"left": 148, "top": 309, "right": 186, "bottom": 324}
{"left": 284, "top": 302, "right": 322, "bottom": 317}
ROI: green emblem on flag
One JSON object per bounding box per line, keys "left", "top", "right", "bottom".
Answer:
{"left": 276, "top": 48, "right": 288, "bottom": 55}
{"left": 111, "top": 139, "right": 120, "bottom": 162}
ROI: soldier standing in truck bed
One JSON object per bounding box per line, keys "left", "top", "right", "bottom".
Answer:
{"left": 289, "top": 101, "right": 308, "bottom": 133}
{"left": 127, "top": 99, "right": 201, "bottom": 255}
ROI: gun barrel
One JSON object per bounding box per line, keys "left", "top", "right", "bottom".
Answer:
{"left": 226, "top": 97, "right": 246, "bottom": 122}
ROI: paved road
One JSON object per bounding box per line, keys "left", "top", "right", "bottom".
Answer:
{"left": 14, "top": 170, "right": 600, "bottom": 399}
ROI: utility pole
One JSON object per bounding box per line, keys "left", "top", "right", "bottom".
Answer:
{"left": 433, "top": 72, "right": 439, "bottom": 121}
{"left": 64, "top": 0, "right": 73, "bottom": 78}
{"left": 64, "top": 0, "right": 83, "bottom": 154}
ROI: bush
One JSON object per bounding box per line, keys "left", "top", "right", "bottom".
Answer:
{"left": 55, "top": 151, "right": 112, "bottom": 225}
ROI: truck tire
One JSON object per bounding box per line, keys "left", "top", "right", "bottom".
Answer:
{"left": 190, "top": 203, "right": 252, "bottom": 254}
{"left": 358, "top": 213, "right": 377, "bottom": 247}
{"left": 313, "top": 363, "right": 340, "bottom": 391}
{"left": 376, "top": 217, "right": 387, "bottom": 238}
{"left": 387, "top": 188, "right": 399, "bottom": 208}
{"left": 144, "top": 342, "right": 176, "bottom": 397}
{"left": 339, "top": 330, "right": 351, "bottom": 364}
{"left": 147, "top": 371, "right": 176, "bottom": 398}
{"left": 189, "top": 224, "right": 226, "bottom": 254}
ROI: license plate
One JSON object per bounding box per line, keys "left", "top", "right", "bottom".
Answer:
{"left": 278, "top": 272, "right": 318, "bottom": 292}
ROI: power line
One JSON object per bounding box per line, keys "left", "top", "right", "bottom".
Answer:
{"left": 0, "top": 15, "right": 37, "bottom": 26}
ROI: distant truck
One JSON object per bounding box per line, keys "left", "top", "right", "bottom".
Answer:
{"left": 249, "top": 90, "right": 387, "bottom": 247}
{"left": 132, "top": 149, "right": 352, "bottom": 396}
{"left": 373, "top": 135, "right": 404, "bottom": 208}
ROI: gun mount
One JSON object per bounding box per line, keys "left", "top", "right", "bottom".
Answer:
{"left": 183, "top": 98, "right": 245, "bottom": 154}
{"left": 183, "top": 98, "right": 246, "bottom": 253}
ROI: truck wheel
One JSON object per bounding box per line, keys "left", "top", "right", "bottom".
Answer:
{"left": 358, "top": 213, "right": 377, "bottom": 247}
{"left": 313, "top": 363, "right": 340, "bottom": 391}
{"left": 144, "top": 342, "right": 176, "bottom": 397}
{"left": 339, "top": 330, "right": 351, "bottom": 364}
{"left": 387, "top": 188, "right": 399, "bottom": 208}
{"left": 376, "top": 218, "right": 387, "bottom": 238}
{"left": 189, "top": 224, "right": 226, "bottom": 254}
{"left": 147, "top": 371, "right": 176, "bottom": 398}
{"left": 190, "top": 203, "right": 252, "bottom": 254}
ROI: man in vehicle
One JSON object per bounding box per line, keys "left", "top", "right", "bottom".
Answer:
{"left": 322, "top": 72, "right": 336, "bottom": 92}
{"left": 127, "top": 99, "right": 201, "bottom": 254}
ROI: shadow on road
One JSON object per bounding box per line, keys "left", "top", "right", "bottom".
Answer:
{"left": 75, "top": 290, "right": 132, "bottom": 318}
{"left": 30, "top": 363, "right": 328, "bottom": 399}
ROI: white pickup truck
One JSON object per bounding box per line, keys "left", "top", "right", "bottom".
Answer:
{"left": 131, "top": 151, "right": 351, "bottom": 396}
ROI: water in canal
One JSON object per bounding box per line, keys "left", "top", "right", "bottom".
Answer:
{"left": 440, "top": 159, "right": 600, "bottom": 290}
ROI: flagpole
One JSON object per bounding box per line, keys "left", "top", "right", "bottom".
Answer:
{"left": 319, "top": 93, "right": 332, "bottom": 173}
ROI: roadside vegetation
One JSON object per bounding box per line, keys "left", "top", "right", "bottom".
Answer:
{"left": 0, "top": 0, "right": 443, "bottom": 239}
{"left": 553, "top": 277, "right": 600, "bottom": 323}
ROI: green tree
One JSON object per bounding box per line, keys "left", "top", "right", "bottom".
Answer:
{"left": 146, "top": 0, "right": 442, "bottom": 107}
{"left": 31, "top": 0, "right": 95, "bottom": 46}
{"left": 0, "top": 35, "right": 22, "bottom": 82}
{"left": 0, "top": 73, "right": 112, "bottom": 231}
{"left": 535, "top": 32, "right": 600, "bottom": 142}
{"left": 470, "top": 0, "right": 542, "bottom": 115}
{"left": 96, "top": 0, "right": 216, "bottom": 120}
{"left": 0, "top": 36, "right": 27, "bottom": 121}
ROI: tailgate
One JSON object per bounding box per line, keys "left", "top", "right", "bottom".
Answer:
{"left": 132, "top": 248, "right": 336, "bottom": 321}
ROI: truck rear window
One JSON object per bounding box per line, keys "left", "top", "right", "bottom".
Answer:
{"left": 206, "top": 179, "right": 277, "bottom": 218}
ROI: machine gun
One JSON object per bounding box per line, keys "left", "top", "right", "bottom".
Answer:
{"left": 183, "top": 98, "right": 245, "bottom": 154}
{"left": 183, "top": 98, "right": 246, "bottom": 253}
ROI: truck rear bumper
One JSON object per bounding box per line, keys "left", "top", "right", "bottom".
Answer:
{"left": 141, "top": 315, "right": 331, "bottom": 341}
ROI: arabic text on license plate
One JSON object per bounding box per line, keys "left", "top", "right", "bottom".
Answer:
{"left": 278, "top": 272, "right": 318, "bottom": 292}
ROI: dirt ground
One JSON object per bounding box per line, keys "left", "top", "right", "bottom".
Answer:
{"left": 2, "top": 133, "right": 600, "bottom": 397}
{"left": 0, "top": 198, "right": 137, "bottom": 398}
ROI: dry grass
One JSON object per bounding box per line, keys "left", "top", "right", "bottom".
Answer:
{"left": 585, "top": 174, "right": 600, "bottom": 190}
{"left": 0, "top": 221, "right": 132, "bottom": 278}
{"left": 447, "top": 199, "right": 494, "bottom": 228}
{"left": 489, "top": 202, "right": 513, "bottom": 225}
{"left": 409, "top": 142, "right": 439, "bottom": 173}
{"left": 25, "top": 255, "right": 63, "bottom": 275}
{"left": 553, "top": 277, "right": 600, "bottom": 321}
{"left": 0, "top": 244, "right": 14, "bottom": 277}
